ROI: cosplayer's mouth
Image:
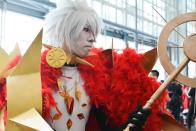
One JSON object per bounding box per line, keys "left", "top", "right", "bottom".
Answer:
{"left": 84, "top": 45, "right": 92, "bottom": 48}
{"left": 84, "top": 45, "right": 92, "bottom": 51}
{"left": 88, "top": 39, "right": 95, "bottom": 43}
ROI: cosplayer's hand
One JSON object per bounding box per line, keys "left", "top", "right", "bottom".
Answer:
{"left": 123, "top": 105, "right": 151, "bottom": 131}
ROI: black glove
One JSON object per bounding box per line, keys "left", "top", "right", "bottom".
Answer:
{"left": 121, "top": 105, "right": 151, "bottom": 131}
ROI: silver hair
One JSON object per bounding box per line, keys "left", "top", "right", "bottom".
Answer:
{"left": 43, "top": 0, "right": 102, "bottom": 50}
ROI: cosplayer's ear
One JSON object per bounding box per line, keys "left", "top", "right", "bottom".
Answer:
{"left": 141, "top": 48, "right": 157, "bottom": 74}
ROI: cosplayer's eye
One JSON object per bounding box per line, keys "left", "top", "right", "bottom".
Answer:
{"left": 83, "top": 27, "right": 90, "bottom": 32}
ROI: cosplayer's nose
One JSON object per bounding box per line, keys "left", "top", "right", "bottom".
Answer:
{"left": 88, "top": 34, "right": 96, "bottom": 43}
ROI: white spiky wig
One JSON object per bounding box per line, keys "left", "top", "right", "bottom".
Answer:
{"left": 43, "top": 0, "right": 102, "bottom": 50}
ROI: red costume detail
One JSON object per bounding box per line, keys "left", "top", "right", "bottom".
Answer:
{"left": 79, "top": 48, "right": 167, "bottom": 130}
{"left": 0, "top": 78, "right": 6, "bottom": 109}
{"left": 5, "top": 55, "right": 21, "bottom": 70}
{"left": 41, "top": 51, "right": 62, "bottom": 119}
{"left": 0, "top": 49, "right": 167, "bottom": 131}
{"left": 41, "top": 48, "right": 167, "bottom": 131}
{"left": 65, "top": 96, "right": 74, "bottom": 115}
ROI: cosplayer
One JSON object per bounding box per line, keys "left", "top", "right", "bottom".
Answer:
{"left": 0, "top": 0, "right": 168, "bottom": 131}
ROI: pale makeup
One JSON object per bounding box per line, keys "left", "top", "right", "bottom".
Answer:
{"left": 63, "top": 25, "right": 95, "bottom": 58}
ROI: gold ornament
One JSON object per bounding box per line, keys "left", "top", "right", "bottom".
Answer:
{"left": 53, "top": 113, "right": 62, "bottom": 120}
{"left": 46, "top": 48, "right": 67, "bottom": 68}
{"left": 75, "top": 82, "right": 82, "bottom": 101}
{"left": 58, "top": 90, "right": 74, "bottom": 115}
{"left": 66, "top": 119, "right": 73, "bottom": 130}
{"left": 77, "top": 113, "right": 85, "bottom": 120}
{"left": 46, "top": 47, "right": 94, "bottom": 68}
{"left": 57, "top": 78, "right": 62, "bottom": 89}
{"left": 64, "top": 90, "right": 74, "bottom": 115}
{"left": 81, "top": 103, "right": 87, "bottom": 107}
{"left": 58, "top": 91, "right": 66, "bottom": 97}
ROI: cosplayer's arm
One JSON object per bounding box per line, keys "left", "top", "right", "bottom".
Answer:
{"left": 121, "top": 105, "right": 151, "bottom": 131}
{"left": 92, "top": 105, "right": 151, "bottom": 131}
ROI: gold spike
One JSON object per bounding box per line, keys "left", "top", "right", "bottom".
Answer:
{"left": 141, "top": 48, "right": 158, "bottom": 74}
{"left": 42, "top": 43, "right": 54, "bottom": 50}
{"left": 6, "top": 30, "right": 43, "bottom": 131}
{"left": 75, "top": 82, "right": 81, "bottom": 101}
{"left": 10, "top": 29, "right": 43, "bottom": 76}
{"left": 0, "top": 47, "right": 9, "bottom": 71}
{"left": 66, "top": 53, "right": 72, "bottom": 64}
{"left": 64, "top": 90, "right": 73, "bottom": 109}
{"left": 45, "top": 47, "right": 94, "bottom": 68}
{"left": 57, "top": 78, "right": 62, "bottom": 89}
{"left": 74, "top": 57, "right": 94, "bottom": 67}
{"left": 9, "top": 108, "right": 53, "bottom": 131}
{"left": 9, "top": 43, "right": 21, "bottom": 60}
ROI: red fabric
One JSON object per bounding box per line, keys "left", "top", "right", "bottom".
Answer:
{"left": 85, "top": 112, "right": 101, "bottom": 131}
{"left": 0, "top": 78, "right": 6, "bottom": 110}
{"left": 78, "top": 48, "right": 168, "bottom": 131}
{"left": 41, "top": 50, "right": 62, "bottom": 119}
{"left": 182, "top": 86, "right": 190, "bottom": 110}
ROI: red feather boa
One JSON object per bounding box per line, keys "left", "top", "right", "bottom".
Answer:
{"left": 41, "top": 51, "right": 62, "bottom": 118}
{"left": 0, "top": 49, "right": 167, "bottom": 131}
{"left": 41, "top": 48, "right": 167, "bottom": 131}
{"left": 78, "top": 48, "right": 168, "bottom": 130}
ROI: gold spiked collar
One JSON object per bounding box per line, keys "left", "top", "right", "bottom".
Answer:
{"left": 45, "top": 45, "right": 94, "bottom": 68}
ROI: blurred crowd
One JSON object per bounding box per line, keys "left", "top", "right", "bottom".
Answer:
{"left": 150, "top": 70, "right": 196, "bottom": 130}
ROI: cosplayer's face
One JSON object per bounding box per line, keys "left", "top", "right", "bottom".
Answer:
{"left": 71, "top": 25, "right": 95, "bottom": 57}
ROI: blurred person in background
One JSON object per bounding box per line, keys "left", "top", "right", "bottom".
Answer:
{"left": 187, "top": 88, "right": 196, "bottom": 130}
{"left": 167, "top": 81, "right": 182, "bottom": 121}
{"left": 149, "top": 69, "right": 159, "bottom": 79}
